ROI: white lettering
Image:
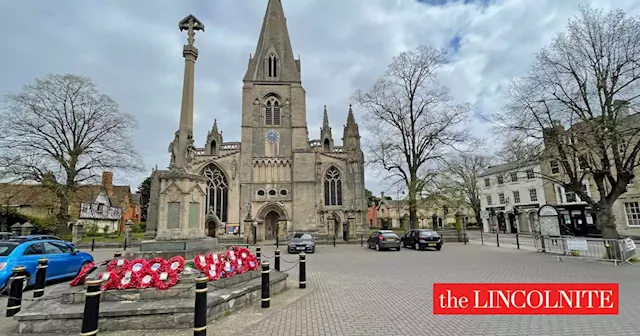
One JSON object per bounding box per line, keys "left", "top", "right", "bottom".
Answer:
{"left": 526, "top": 290, "right": 544, "bottom": 309}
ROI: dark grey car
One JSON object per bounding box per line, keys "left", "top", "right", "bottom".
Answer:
{"left": 367, "top": 230, "right": 401, "bottom": 251}
{"left": 287, "top": 233, "right": 316, "bottom": 254}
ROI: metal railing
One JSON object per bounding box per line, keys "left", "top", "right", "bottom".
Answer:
{"left": 533, "top": 234, "right": 636, "bottom": 266}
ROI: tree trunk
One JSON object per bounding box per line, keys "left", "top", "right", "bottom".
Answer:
{"left": 56, "top": 197, "right": 71, "bottom": 235}
{"left": 595, "top": 203, "right": 621, "bottom": 260}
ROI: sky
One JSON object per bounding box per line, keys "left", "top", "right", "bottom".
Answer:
{"left": 0, "top": 0, "right": 639, "bottom": 198}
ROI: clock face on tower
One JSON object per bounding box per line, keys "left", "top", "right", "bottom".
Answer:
{"left": 266, "top": 129, "right": 280, "bottom": 144}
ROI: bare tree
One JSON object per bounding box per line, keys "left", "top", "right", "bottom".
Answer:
{"left": 354, "top": 46, "right": 472, "bottom": 230}
{"left": 436, "top": 154, "right": 491, "bottom": 229}
{"left": 491, "top": 6, "right": 640, "bottom": 240}
{"left": 0, "top": 74, "right": 144, "bottom": 233}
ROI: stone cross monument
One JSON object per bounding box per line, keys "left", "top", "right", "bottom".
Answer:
{"left": 153, "top": 14, "right": 209, "bottom": 242}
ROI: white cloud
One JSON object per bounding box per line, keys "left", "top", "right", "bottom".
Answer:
{"left": 0, "top": 0, "right": 639, "bottom": 196}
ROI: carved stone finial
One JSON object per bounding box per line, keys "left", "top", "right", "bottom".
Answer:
{"left": 179, "top": 15, "right": 205, "bottom": 46}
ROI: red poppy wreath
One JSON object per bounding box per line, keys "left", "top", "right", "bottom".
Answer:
{"left": 205, "top": 263, "right": 220, "bottom": 281}
{"left": 148, "top": 257, "right": 168, "bottom": 273}
{"left": 98, "top": 271, "right": 120, "bottom": 290}
{"left": 138, "top": 271, "right": 159, "bottom": 289}
{"left": 193, "top": 254, "right": 210, "bottom": 272}
{"left": 69, "top": 262, "right": 96, "bottom": 287}
{"left": 106, "top": 258, "right": 130, "bottom": 273}
{"left": 154, "top": 269, "right": 179, "bottom": 290}
{"left": 117, "top": 270, "right": 140, "bottom": 290}
{"left": 245, "top": 254, "right": 259, "bottom": 271}
{"left": 167, "top": 256, "right": 185, "bottom": 273}
{"left": 129, "top": 258, "right": 149, "bottom": 275}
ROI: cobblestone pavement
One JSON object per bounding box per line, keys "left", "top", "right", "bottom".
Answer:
{"left": 235, "top": 244, "right": 640, "bottom": 336}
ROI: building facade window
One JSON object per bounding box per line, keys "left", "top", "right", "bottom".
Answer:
{"left": 499, "top": 193, "right": 505, "bottom": 204}
{"left": 510, "top": 172, "right": 518, "bottom": 182}
{"left": 624, "top": 202, "right": 640, "bottom": 227}
{"left": 484, "top": 178, "right": 490, "bottom": 187}
{"left": 264, "top": 96, "right": 281, "bottom": 126}
{"left": 550, "top": 160, "right": 560, "bottom": 174}
{"left": 497, "top": 175, "right": 504, "bottom": 185}
{"left": 324, "top": 166, "right": 343, "bottom": 206}
{"left": 529, "top": 189, "right": 538, "bottom": 202}
{"left": 486, "top": 195, "right": 492, "bottom": 206}
{"left": 267, "top": 54, "right": 278, "bottom": 78}
{"left": 513, "top": 191, "right": 520, "bottom": 204}
{"left": 526, "top": 169, "right": 534, "bottom": 179}
{"left": 204, "top": 164, "right": 228, "bottom": 222}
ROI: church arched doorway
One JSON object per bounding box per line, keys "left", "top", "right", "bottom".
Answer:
{"left": 264, "top": 211, "right": 279, "bottom": 241}
{"left": 207, "top": 219, "right": 217, "bottom": 237}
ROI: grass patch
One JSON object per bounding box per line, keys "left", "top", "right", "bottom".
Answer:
{"left": 630, "top": 256, "right": 639, "bottom": 263}
{"left": 81, "top": 232, "right": 144, "bottom": 243}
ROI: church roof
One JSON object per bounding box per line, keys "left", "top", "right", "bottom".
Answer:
{"left": 243, "top": 0, "right": 300, "bottom": 82}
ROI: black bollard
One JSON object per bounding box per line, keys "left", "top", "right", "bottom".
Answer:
{"left": 193, "top": 276, "right": 208, "bottom": 336}
{"left": 33, "top": 258, "right": 49, "bottom": 298}
{"left": 5, "top": 266, "right": 27, "bottom": 317}
{"left": 113, "top": 252, "right": 122, "bottom": 258}
{"left": 299, "top": 252, "right": 306, "bottom": 289}
{"left": 360, "top": 234, "right": 363, "bottom": 247}
{"left": 333, "top": 235, "right": 336, "bottom": 247}
{"left": 496, "top": 233, "right": 500, "bottom": 247}
{"left": 480, "top": 229, "right": 484, "bottom": 245}
{"left": 464, "top": 232, "right": 467, "bottom": 245}
{"left": 256, "top": 247, "right": 261, "bottom": 263}
{"left": 123, "top": 237, "right": 127, "bottom": 251}
{"left": 516, "top": 233, "right": 520, "bottom": 249}
{"left": 91, "top": 239, "right": 95, "bottom": 251}
{"left": 275, "top": 249, "right": 280, "bottom": 272}
{"left": 80, "top": 279, "right": 104, "bottom": 336}
{"left": 261, "top": 261, "right": 270, "bottom": 308}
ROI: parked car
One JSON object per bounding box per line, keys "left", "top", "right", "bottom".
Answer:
{"left": 367, "top": 230, "right": 401, "bottom": 251}
{"left": 0, "top": 239, "right": 94, "bottom": 293}
{"left": 16, "top": 235, "right": 65, "bottom": 242}
{"left": 287, "top": 232, "right": 316, "bottom": 254}
{"left": 400, "top": 229, "right": 442, "bottom": 251}
{"left": 0, "top": 232, "right": 16, "bottom": 240}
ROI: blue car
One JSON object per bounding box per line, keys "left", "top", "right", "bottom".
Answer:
{"left": 0, "top": 239, "right": 94, "bottom": 292}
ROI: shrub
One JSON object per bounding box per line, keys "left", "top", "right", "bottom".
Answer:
{"left": 84, "top": 223, "right": 101, "bottom": 237}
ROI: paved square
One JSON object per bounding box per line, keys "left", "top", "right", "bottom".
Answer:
{"left": 235, "top": 243, "right": 640, "bottom": 336}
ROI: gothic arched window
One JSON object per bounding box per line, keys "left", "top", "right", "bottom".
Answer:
{"left": 324, "top": 166, "right": 342, "bottom": 206}
{"left": 204, "top": 164, "right": 228, "bottom": 222}
{"left": 264, "top": 96, "right": 281, "bottom": 126}
{"left": 267, "top": 54, "right": 278, "bottom": 78}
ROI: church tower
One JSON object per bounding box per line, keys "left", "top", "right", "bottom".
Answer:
{"left": 239, "top": 0, "right": 314, "bottom": 238}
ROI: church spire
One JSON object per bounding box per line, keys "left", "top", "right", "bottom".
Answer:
{"left": 322, "top": 105, "right": 330, "bottom": 130}
{"left": 345, "top": 104, "right": 358, "bottom": 132}
{"left": 243, "top": 0, "right": 300, "bottom": 82}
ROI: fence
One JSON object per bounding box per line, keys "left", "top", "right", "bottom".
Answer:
{"left": 3, "top": 251, "right": 308, "bottom": 335}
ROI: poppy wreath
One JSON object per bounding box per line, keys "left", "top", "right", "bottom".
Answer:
{"left": 219, "top": 260, "right": 237, "bottom": 278}
{"left": 117, "top": 270, "right": 140, "bottom": 290}
{"left": 98, "top": 271, "right": 120, "bottom": 291}
{"left": 234, "top": 258, "right": 246, "bottom": 274}
{"left": 106, "top": 258, "right": 130, "bottom": 273}
{"left": 226, "top": 249, "right": 238, "bottom": 262}
{"left": 154, "top": 269, "right": 179, "bottom": 290}
{"left": 237, "top": 248, "right": 252, "bottom": 261}
{"left": 148, "top": 257, "right": 168, "bottom": 273}
{"left": 129, "top": 258, "right": 149, "bottom": 275}
{"left": 193, "top": 254, "right": 210, "bottom": 272}
{"left": 167, "top": 256, "right": 185, "bottom": 273}
{"left": 138, "top": 271, "right": 159, "bottom": 289}
{"left": 208, "top": 252, "right": 222, "bottom": 265}
{"left": 245, "top": 254, "right": 259, "bottom": 271}
{"left": 69, "top": 262, "right": 96, "bottom": 286}
{"left": 205, "top": 263, "right": 220, "bottom": 281}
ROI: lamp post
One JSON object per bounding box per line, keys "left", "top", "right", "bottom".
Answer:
{"left": 396, "top": 189, "right": 405, "bottom": 229}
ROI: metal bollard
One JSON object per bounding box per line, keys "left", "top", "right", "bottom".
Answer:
{"left": 80, "top": 279, "right": 104, "bottom": 336}
{"left": 193, "top": 276, "right": 208, "bottom": 336}
{"left": 496, "top": 233, "right": 500, "bottom": 247}
{"left": 516, "top": 233, "right": 520, "bottom": 249}
{"left": 256, "top": 247, "right": 261, "bottom": 263}
{"left": 333, "top": 235, "right": 336, "bottom": 247}
{"left": 261, "top": 261, "right": 270, "bottom": 308}
{"left": 480, "top": 229, "right": 484, "bottom": 245}
{"left": 5, "top": 266, "right": 27, "bottom": 317}
{"left": 275, "top": 249, "right": 280, "bottom": 272}
{"left": 299, "top": 252, "right": 306, "bottom": 289}
{"left": 360, "top": 234, "right": 363, "bottom": 247}
{"left": 91, "top": 239, "right": 95, "bottom": 251}
{"left": 123, "top": 238, "right": 127, "bottom": 251}
{"left": 113, "top": 252, "right": 122, "bottom": 258}
{"left": 33, "top": 258, "right": 49, "bottom": 298}
{"left": 464, "top": 232, "right": 467, "bottom": 245}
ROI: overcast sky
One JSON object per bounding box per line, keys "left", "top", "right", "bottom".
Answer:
{"left": 1, "top": 0, "right": 638, "bottom": 197}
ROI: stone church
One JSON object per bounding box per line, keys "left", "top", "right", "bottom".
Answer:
{"left": 147, "top": 0, "right": 367, "bottom": 241}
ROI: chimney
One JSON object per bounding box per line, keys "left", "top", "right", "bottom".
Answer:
{"left": 102, "top": 171, "right": 113, "bottom": 197}
{"left": 381, "top": 191, "right": 385, "bottom": 199}
{"left": 613, "top": 100, "right": 629, "bottom": 118}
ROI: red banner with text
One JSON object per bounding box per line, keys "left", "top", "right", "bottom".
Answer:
{"left": 433, "top": 283, "right": 618, "bottom": 315}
